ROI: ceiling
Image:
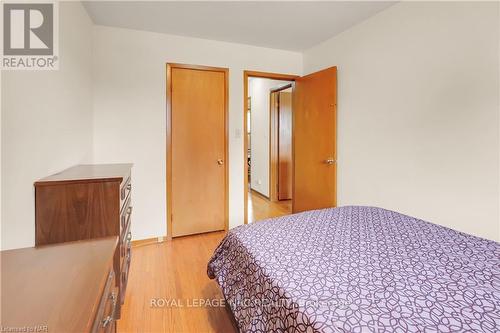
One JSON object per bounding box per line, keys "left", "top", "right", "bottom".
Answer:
{"left": 82, "top": 1, "right": 396, "bottom": 51}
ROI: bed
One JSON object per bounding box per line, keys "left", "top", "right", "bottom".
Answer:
{"left": 207, "top": 206, "right": 500, "bottom": 332}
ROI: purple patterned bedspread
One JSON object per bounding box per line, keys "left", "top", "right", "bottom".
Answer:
{"left": 207, "top": 206, "right": 500, "bottom": 332}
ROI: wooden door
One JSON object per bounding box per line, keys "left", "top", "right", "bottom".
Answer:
{"left": 168, "top": 65, "right": 227, "bottom": 237}
{"left": 278, "top": 91, "right": 292, "bottom": 200}
{"left": 269, "top": 91, "right": 279, "bottom": 201}
{"left": 293, "top": 67, "right": 337, "bottom": 213}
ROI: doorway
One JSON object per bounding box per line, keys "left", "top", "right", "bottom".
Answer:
{"left": 166, "top": 63, "right": 229, "bottom": 238}
{"left": 244, "top": 67, "right": 338, "bottom": 224}
{"left": 246, "top": 74, "right": 295, "bottom": 223}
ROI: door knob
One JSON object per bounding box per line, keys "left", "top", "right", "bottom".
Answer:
{"left": 217, "top": 159, "right": 224, "bottom": 165}
{"left": 324, "top": 158, "right": 336, "bottom": 165}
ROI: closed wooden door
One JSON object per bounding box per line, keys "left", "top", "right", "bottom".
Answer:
{"left": 293, "top": 67, "right": 337, "bottom": 213}
{"left": 278, "top": 91, "right": 292, "bottom": 200}
{"left": 169, "top": 65, "right": 228, "bottom": 237}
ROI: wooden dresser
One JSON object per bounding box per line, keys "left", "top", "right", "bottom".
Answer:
{"left": 1, "top": 237, "right": 119, "bottom": 333}
{"left": 34, "top": 164, "right": 133, "bottom": 316}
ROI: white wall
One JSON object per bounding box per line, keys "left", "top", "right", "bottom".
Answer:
{"left": 248, "top": 78, "right": 292, "bottom": 197}
{"left": 1, "top": 2, "right": 94, "bottom": 250}
{"left": 303, "top": 1, "right": 500, "bottom": 241}
{"left": 91, "top": 26, "right": 302, "bottom": 240}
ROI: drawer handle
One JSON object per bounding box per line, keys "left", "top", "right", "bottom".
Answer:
{"left": 102, "top": 315, "right": 113, "bottom": 328}
{"left": 126, "top": 232, "right": 132, "bottom": 241}
{"left": 127, "top": 184, "right": 132, "bottom": 190}
{"left": 127, "top": 206, "right": 133, "bottom": 215}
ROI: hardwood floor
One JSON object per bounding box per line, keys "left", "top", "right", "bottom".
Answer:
{"left": 118, "top": 192, "right": 292, "bottom": 332}
{"left": 248, "top": 190, "right": 291, "bottom": 223}
{"left": 117, "top": 231, "right": 237, "bottom": 333}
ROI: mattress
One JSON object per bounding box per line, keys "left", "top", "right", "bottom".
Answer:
{"left": 207, "top": 206, "right": 500, "bottom": 332}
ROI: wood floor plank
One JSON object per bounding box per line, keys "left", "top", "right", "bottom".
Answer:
{"left": 248, "top": 190, "right": 292, "bottom": 223}
{"left": 117, "top": 232, "right": 236, "bottom": 333}
{"left": 118, "top": 192, "right": 292, "bottom": 332}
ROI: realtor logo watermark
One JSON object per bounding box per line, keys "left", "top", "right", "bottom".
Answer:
{"left": 1, "top": 1, "right": 58, "bottom": 70}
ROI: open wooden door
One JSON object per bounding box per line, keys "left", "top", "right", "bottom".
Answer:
{"left": 278, "top": 91, "right": 293, "bottom": 200}
{"left": 293, "top": 67, "right": 337, "bottom": 213}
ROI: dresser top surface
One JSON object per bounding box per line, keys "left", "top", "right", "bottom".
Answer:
{"left": 1, "top": 237, "right": 118, "bottom": 331}
{"left": 35, "top": 163, "right": 133, "bottom": 185}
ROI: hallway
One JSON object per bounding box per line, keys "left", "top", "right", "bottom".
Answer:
{"left": 247, "top": 190, "right": 292, "bottom": 223}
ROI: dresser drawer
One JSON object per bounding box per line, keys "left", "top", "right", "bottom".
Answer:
{"left": 119, "top": 217, "right": 131, "bottom": 305}
{"left": 92, "top": 269, "right": 118, "bottom": 333}
{"left": 120, "top": 217, "right": 132, "bottom": 258}
{"left": 120, "top": 246, "right": 131, "bottom": 304}
{"left": 120, "top": 195, "right": 132, "bottom": 231}
{"left": 120, "top": 176, "right": 132, "bottom": 209}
